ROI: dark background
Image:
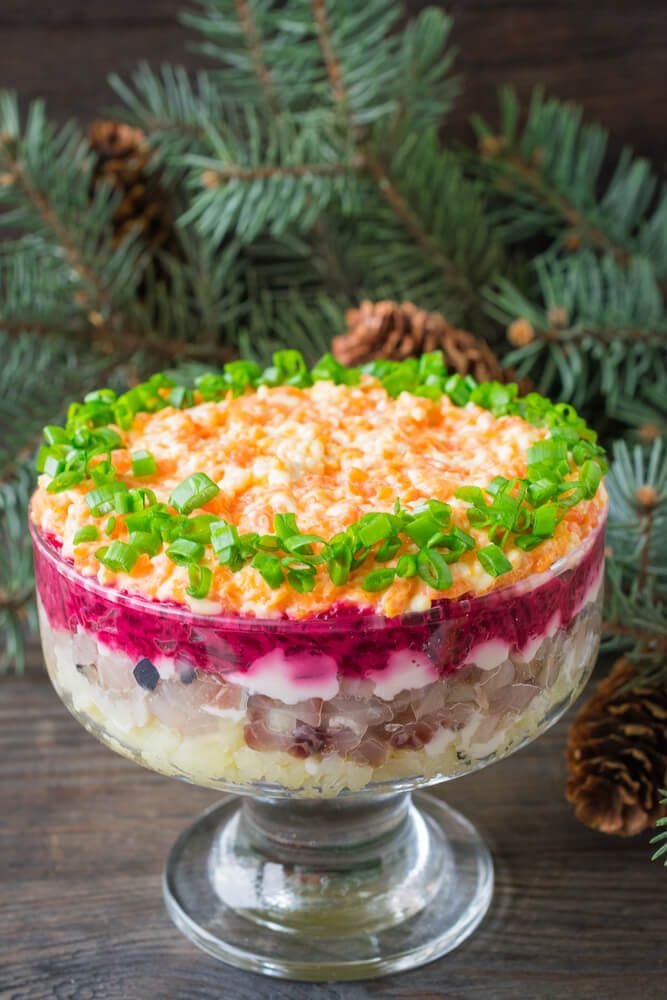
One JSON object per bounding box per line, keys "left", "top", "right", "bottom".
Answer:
{"left": 2, "top": 1, "right": 666, "bottom": 163}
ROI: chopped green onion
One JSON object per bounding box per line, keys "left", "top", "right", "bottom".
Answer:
{"left": 123, "top": 511, "right": 153, "bottom": 533}
{"left": 515, "top": 534, "right": 543, "bottom": 551}
{"left": 477, "top": 544, "right": 513, "bottom": 577}
{"left": 362, "top": 568, "right": 396, "bottom": 592}
{"left": 287, "top": 568, "right": 316, "bottom": 593}
{"left": 282, "top": 533, "right": 325, "bottom": 557}
{"left": 396, "top": 553, "right": 418, "bottom": 578}
{"left": 274, "top": 513, "right": 299, "bottom": 541}
{"left": 210, "top": 520, "right": 239, "bottom": 553}
{"left": 416, "top": 549, "right": 452, "bottom": 589}
{"left": 454, "top": 485, "right": 487, "bottom": 508}
{"left": 168, "top": 386, "right": 194, "bottom": 409}
{"left": 311, "top": 353, "right": 361, "bottom": 386}
{"left": 526, "top": 439, "right": 569, "bottom": 481}
{"left": 186, "top": 564, "right": 213, "bottom": 599}
{"left": 105, "top": 516, "right": 117, "bottom": 536}
{"left": 85, "top": 482, "right": 128, "bottom": 516}
{"left": 89, "top": 459, "right": 116, "bottom": 486}
{"left": 324, "top": 537, "right": 352, "bottom": 586}
{"left": 166, "top": 538, "right": 205, "bottom": 565}
{"left": 357, "top": 513, "right": 395, "bottom": 547}
{"left": 169, "top": 472, "right": 219, "bottom": 515}
{"left": 184, "top": 513, "right": 219, "bottom": 545}
{"left": 251, "top": 552, "right": 284, "bottom": 588}
{"left": 223, "top": 359, "right": 263, "bottom": 395}
{"left": 257, "top": 534, "right": 281, "bottom": 551}
{"left": 113, "top": 491, "right": 135, "bottom": 514}
{"left": 444, "top": 373, "right": 473, "bottom": 406}
{"left": 210, "top": 520, "right": 244, "bottom": 570}
{"left": 375, "top": 536, "right": 401, "bottom": 562}
{"left": 532, "top": 504, "right": 559, "bottom": 537}
{"left": 131, "top": 449, "right": 157, "bottom": 478}
{"left": 238, "top": 533, "right": 260, "bottom": 559}
{"left": 73, "top": 525, "right": 99, "bottom": 545}
{"left": 405, "top": 512, "right": 444, "bottom": 548}
{"left": 128, "top": 531, "right": 162, "bottom": 556}
{"left": 96, "top": 540, "right": 140, "bottom": 573}
{"left": 43, "top": 425, "right": 70, "bottom": 446}
{"left": 412, "top": 499, "right": 451, "bottom": 526}
{"left": 47, "top": 469, "right": 86, "bottom": 493}
{"left": 42, "top": 452, "right": 65, "bottom": 478}
{"left": 579, "top": 460, "right": 603, "bottom": 498}
{"left": 527, "top": 479, "right": 560, "bottom": 506}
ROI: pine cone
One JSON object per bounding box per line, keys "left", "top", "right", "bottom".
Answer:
{"left": 331, "top": 300, "right": 532, "bottom": 389}
{"left": 88, "top": 120, "right": 175, "bottom": 252}
{"left": 565, "top": 658, "right": 667, "bottom": 836}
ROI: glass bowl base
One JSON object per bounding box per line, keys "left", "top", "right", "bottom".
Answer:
{"left": 163, "top": 791, "right": 494, "bottom": 981}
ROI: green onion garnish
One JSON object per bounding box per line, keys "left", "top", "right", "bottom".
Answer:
{"left": 251, "top": 551, "right": 284, "bottom": 588}
{"left": 128, "top": 531, "right": 162, "bottom": 556}
{"left": 375, "top": 536, "right": 401, "bottom": 562}
{"left": 165, "top": 538, "right": 205, "bottom": 565}
{"left": 210, "top": 519, "right": 244, "bottom": 571}
{"left": 38, "top": 349, "right": 606, "bottom": 598}
{"left": 531, "top": 504, "right": 559, "bottom": 537}
{"left": 396, "top": 553, "right": 418, "bottom": 578}
{"left": 416, "top": 549, "right": 452, "bottom": 589}
{"left": 274, "top": 513, "right": 299, "bottom": 541}
{"left": 287, "top": 568, "right": 316, "bottom": 593}
{"left": 357, "top": 513, "right": 395, "bottom": 547}
{"left": 186, "top": 564, "right": 213, "bottom": 599}
{"left": 168, "top": 386, "right": 194, "bottom": 410}
{"left": 405, "top": 512, "right": 445, "bottom": 549}
{"left": 169, "top": 473, "right": 219, "bottom": 515}
{"left": 362, "top": 567, "right": 396, "bottom": 591}
{"left": 73, "top": 525, "right": 99, "bottom": 545}
{"left": 184, "top": 513, "right": 219, "bottom": 545}
{"left": 96, "top": 540, "right": 140, "bottom": 573}
{"left": 47, "top": 469, "right": 86, "bottom": 493}
{"left": 131, "top": 449, "right": 157, "bottom": 478}
{"left": 579, "top": 459, "right": 603, "bottom": 499}
{"left": 477, "top": 544, "right": 513, "bottom": 577}
{"left": 85, "top": 482, "right": 128, "bottom": 517}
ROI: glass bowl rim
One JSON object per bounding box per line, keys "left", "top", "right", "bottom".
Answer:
{"left": 29, "top": 507, "right": 607, "bottom": 634}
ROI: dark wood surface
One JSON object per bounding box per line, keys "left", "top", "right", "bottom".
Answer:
{"left": 1, "top": 1, "right": 666, "bottom": 163}
{"left": 1, "top": 658, "right": 665, "bottom": 1000}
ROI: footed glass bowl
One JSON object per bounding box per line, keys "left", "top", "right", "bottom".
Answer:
{"left": 32, "top": 519, "right": 604, "bottom": 981}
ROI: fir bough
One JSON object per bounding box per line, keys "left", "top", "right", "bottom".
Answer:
{"left": 0, "top": 0, "right": 665, "bottom": 682}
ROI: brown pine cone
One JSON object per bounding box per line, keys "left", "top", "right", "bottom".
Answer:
{"left": 88, "top": 120, "right": 175, "bottom": 252}
{"left": 331, "top": 300, "right": 532, "bottom": 389}
{"left": 565, "top": 657, "right": 667, "bottom": 836}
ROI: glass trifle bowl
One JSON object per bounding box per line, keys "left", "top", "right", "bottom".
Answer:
{"left": 30, "top": 352, "right": 607, "bottom": 980}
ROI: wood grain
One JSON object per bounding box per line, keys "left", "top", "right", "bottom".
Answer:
{"left": 0, "top": 663, "right": 664, "bottom": 1000}
{"left": 0, "top": 1, "right": 665, "bottom": 162}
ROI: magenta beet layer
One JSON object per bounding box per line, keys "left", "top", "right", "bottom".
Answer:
{"left": 32, "top": 521, "right": 605, "bottom": 684}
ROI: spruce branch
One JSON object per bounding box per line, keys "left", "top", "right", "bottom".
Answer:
{"left": 0, "top": 94, "right": 146, "bottom": 332}
{"left": 603, "top": 439, "right": 667, "bottom": 686}
{"left": 182, "top": 0, "right": 323, "bottom": 112}
{"left": 309, "top": 0, "right": 493, "bottom": 315}
{"left": 487, "top": 252, "right": 667, "bottom": 413}
{"left": 0, "top": 464, "right": 35, "bottom": 673}
{"left": 650, "top": 793, "right": 667, "bottom": 866}
{"left": 473, "top": 87, "right": 667, "bottom": 295}
{"left": 229, "top": 0, "right": 280, "bottom": 111}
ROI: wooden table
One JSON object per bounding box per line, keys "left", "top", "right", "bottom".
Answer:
{"left": 1, "top": 662, "right": 664, "bottom": 1000}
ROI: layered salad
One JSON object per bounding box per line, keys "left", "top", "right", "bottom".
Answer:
{"left": 31, "top": 351, "right": 606, "bottom": 794}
